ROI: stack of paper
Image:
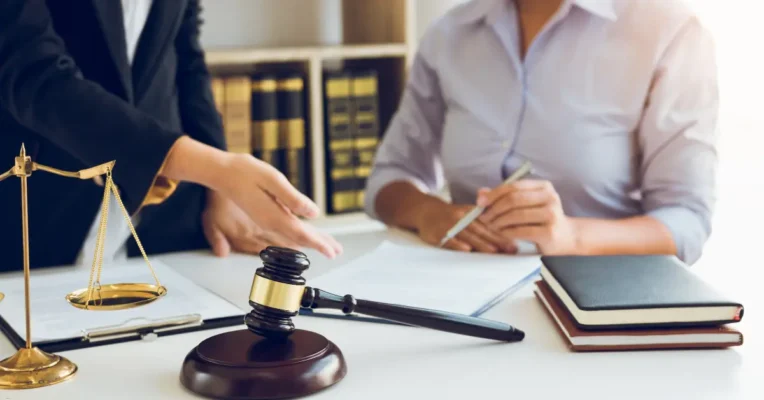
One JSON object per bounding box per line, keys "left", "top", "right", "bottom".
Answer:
{"left": 304, "top": 241, "right": 541, "bottom": 318}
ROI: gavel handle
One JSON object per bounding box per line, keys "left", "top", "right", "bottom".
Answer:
{"left": 301, "top": 287, "right": 524, "bottom": 342}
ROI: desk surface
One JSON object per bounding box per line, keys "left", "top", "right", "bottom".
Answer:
{"left": 0, "top": 226, "right": 761, "bottom": 400}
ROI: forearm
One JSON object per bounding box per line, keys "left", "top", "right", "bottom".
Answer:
{"left": 571, "top": 215, "right": 677, "bottom": 257}
{"left": 374, "top": 181, "right": 447, "bottom": 231}
{"left": 160, "top": 136, "right": 234, "bottom": 192}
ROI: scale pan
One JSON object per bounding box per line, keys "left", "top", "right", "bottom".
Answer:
{"left": 65, "top": 283, "right": 167, "bottom": 310}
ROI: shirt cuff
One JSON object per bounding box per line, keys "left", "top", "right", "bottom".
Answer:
{"left": 363, "top": 167, "right": 430, "bottom": 220}
{"left": 137, "top": 140, "right": 181, "bottom": 208}
{"left": 646, "top": 206, "right": 711, "bottom": 265}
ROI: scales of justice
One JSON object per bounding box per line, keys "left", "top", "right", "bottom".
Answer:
{"left": 0, "top": 144, "right": 167, "bottom": 389}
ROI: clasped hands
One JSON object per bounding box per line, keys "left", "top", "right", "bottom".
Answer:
{"left": 417, "top": 180, "right": 578, "bottom": 255}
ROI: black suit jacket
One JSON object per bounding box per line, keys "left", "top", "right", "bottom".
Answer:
{"left": 0, "top": 0, "right": 226, "bottom": 271}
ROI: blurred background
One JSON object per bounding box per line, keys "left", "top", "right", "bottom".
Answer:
{"left": 688, "top": 1, "right": 762, "bottom": 358}
{"left": 199, "top": 0, "right": 466, "bottom": 47}
{"left": 198, "top": 0, "right": 762, "bottom": 299}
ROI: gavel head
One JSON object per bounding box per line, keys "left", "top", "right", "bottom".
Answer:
{"left": 245, "top": 246, "right": 310, "bottom": 340}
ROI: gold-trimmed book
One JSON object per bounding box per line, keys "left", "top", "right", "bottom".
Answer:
{"left": 251, "top": 72, "right": 280, "bottom": 168}
{"left": 324, "top": 71, "right": 356, "bottom": 214}
{"left": 277, "top": 72, "right": 309, "bottom": 197}
{"left": 350, "top": 70, "right": 380, "bottom": 211}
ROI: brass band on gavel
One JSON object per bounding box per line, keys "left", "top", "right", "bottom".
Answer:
{"left": 249, "top": 274, "right": 305, "bottom": 314}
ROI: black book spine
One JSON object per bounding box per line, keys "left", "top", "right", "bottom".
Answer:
{"left": 350, "top": 70, "right": 380, "bottom": 211}
{"left": 277, "top": 73, "right": 309, "bottom": 197}
{"left": 251, "top": 74, "right": 281, "bottom": 169}
{"left": 324, "top": 73, "right": 356, "bottom": 214}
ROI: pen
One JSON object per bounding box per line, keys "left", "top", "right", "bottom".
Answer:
{"left": 438, "top": 161, "right": 533, "bottom": 248}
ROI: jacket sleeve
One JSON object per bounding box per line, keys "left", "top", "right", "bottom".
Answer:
{"left": 174, "top": 0, "right": 227, "bottom": 151}
{"left": 0, "top": 0, "right": 183, "bottom": 214}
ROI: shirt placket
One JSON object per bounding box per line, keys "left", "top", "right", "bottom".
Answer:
{"left": 490, "top": 1, "right": 573, "bottom": 178}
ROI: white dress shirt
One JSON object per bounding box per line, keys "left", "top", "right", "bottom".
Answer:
{"left": 76, "top": 0, "right": 154, "bottom": 266}
{"left": 365, "top": 0, "right": 719, "bottom": 264}
{"left": 122, "top": 0, "right": 153, "bottom": 65}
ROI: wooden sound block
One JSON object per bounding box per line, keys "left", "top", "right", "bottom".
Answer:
{"left": 180, "top": 329, "right": 347, "bottom": 400}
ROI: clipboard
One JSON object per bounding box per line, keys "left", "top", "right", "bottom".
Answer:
{"left": 0, "top": 312, "right": 245, "bottom": 353}
{"left": 0, "top": 259, "right": 248, "bottom": 353}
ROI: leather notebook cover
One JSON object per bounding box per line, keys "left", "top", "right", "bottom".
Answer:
{"left": 540, "top": 254, "right": 744, "bottom": 329}
{"left": 534, "top": 280, "right": 744, "bottom": 352}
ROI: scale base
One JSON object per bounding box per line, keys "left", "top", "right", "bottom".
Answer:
{"left": 180, "top": 329, "right": 347, "bottom": 399}
{"left": 0, "top": 347, "right": 77, "bottom": 389}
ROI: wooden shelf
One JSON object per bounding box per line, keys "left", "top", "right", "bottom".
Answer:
{"left": 206, "top": 44, "right": 410, "bottom": 66}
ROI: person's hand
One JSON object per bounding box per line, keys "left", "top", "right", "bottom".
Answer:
{"left": 202, "top": 190, "right": 303, "bottom": 256}
{"left": 217, "top": 154, "right": 343, "bottom": 259}
{"left": 477, "top": 180, "right": 578, "bottom": 255}
{"left": 414, "top": 201, "right": 517, "bottom": 253}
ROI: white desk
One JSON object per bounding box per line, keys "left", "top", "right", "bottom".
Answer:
{"left": 0, "top": 226, "right": 761, "bottom": 400}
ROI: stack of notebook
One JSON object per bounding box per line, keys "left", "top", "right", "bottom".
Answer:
{"left": 535, "top": 255, "right": 745, "bottom": 352}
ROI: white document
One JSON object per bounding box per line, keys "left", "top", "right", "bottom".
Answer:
{"left": 306, "top": 241, "right": 541, "bottom": 317}
{"left": 0, "top": 260, "right": 244, "bottom": 343}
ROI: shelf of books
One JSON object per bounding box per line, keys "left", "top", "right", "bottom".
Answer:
{"left": 205, "top": 0, "right": 415, "bottom": 221}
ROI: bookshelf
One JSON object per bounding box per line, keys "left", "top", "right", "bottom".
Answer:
{"left": 205, "top": 0, "right": 416, "bottom": 221}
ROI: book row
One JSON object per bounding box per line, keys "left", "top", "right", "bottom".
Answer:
{"left": 210, "top": 69, "right": 382, "bottom": 215}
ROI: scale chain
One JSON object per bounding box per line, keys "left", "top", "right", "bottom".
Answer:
{"left": 84, "top": 167, "right": 162, "bottom": 308}
{"left": 108, "top": 172, "right": 162, "bottom": 287}
{"left": 85, "top": 172, "right": 112, "bottom": 308}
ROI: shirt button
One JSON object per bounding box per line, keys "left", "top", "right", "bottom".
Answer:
{"left": 502, "top": 141, "right": 511, "bottom": 149}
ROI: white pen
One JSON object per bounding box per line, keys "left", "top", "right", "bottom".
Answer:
{"left": 438, "top": 161, "right": 533, "bottom": 248}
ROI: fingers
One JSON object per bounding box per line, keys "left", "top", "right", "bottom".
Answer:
{"left": 270, "top": 200, "right": 345, "bottom": 256}
{"left": 480, "top": 189, "right": 555, "bottom": 222}
{"left": 466, "top": 221, "right": 516, "bottom": 253}
{"left": 477, "top": 180, "right": 555, "bottom": 208}
{"left": 203, "top": 222, "right": 231, "bottom": 257}
{"left": 222, "top": 221, "right": 342, "bottom": 258}
{"left": 457, "top": 228, "right": 498, "bottom": 253}
{"left": 442, "top": 237, "right": 472, "bottom": 252}
{"left": 237, "top": 189, "right": 337, "bottom": 258}
{"left": 490, "top": 207, "right": 556, "bottom": 230}
{"left": 259, "top": 165, "right": 319, "bottom": 219}
{"left": 320, "top": 231, "right": 344, "bottom": 256}
{"left": 259, "top": 231, "right": 300, "bottom": 249}
{"left": 230, "top": 238, "right": 268, "bottom": 254}
{"left": 233, "top": 229, "right": 304, "bottom": 256}
{"left": 501, "top": 225, "right": 548, "bottom": 243}
{"left": 278, "top": 216, "right": 339, "bottom": 259}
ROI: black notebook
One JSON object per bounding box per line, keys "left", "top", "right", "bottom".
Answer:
{"left": 540, "top": 255, "right": 744, "bottom": 330}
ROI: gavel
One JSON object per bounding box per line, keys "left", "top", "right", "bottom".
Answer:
{"left": 244, "top": 246, "right": 524, "bottom": 342}
{"left": 180, "top": 246, "right": 525, "bottom": 400}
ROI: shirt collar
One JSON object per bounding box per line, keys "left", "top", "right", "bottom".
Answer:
{"left": 456, "top": 0, "right": 618, "bottom": 25}
{"left": 573, "top": 0, "right": 618, "bottom": 21}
